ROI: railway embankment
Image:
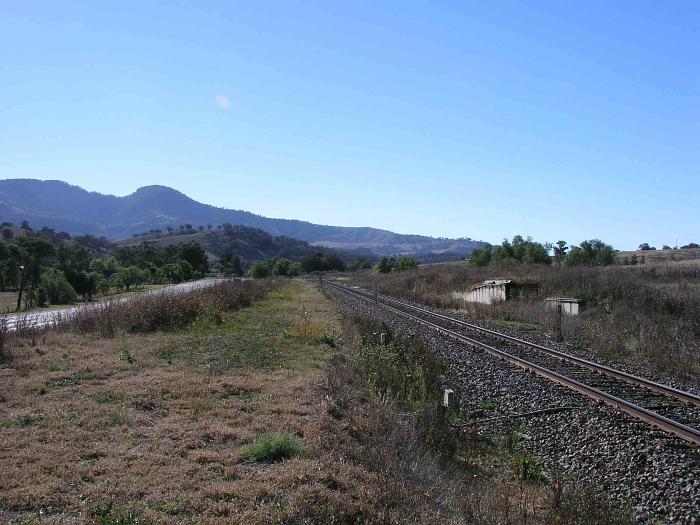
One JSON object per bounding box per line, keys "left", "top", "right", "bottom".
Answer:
{"left": 325, "top": 282, "right": 700, "bottom": 523}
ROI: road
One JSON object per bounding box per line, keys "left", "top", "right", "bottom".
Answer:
{"left": 1, "top": 278, "right": 222, "bottom": 332}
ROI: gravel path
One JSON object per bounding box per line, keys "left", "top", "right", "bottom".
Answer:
{"left": 327, "top": 286, "right": 700, "bottom": 524}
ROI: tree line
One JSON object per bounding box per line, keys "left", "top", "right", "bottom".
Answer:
{"left": 0, "top": 223, "right": 211, "bottom": 311}
{"left": 469, "top": 236, "right": 615, "bottom": 267}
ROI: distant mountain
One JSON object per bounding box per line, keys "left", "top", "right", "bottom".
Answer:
{"left": 0, "top": 179, "right": 484, "bottom": 256}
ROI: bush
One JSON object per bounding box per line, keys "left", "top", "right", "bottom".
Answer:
{"left": 244, "top": 433, "right": 301, "bottom": 463}
{"left": 37, "top": 268, "right": 77, "bottom": 305}
{"left": 393, "top": 255, "right": 418, "bottom": 272}
{"left": 376, "top": 256, "right": 395, "bottom": 273}
{"left": 249, "top": 261, "right": 271, "bottom": 278}
{"left": 469, "top": 246, "right": 492, "bottom": 267}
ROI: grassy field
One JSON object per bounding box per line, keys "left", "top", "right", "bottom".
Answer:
{"left": 0, "top": 281, "right": 343, "bottom": 523}
{"left": 0, "top": 279, "right": 631, "bottom": 524}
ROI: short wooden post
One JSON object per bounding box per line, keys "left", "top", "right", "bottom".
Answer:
{"left": 443, "top": 389, "right": 455, "bottom": 409}
{"left": 556, "top": 303, "right": 563, "bottom": 342}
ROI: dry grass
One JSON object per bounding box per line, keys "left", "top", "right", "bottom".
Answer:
{"left": 0, "top": 281, "right": 344, "bottom": 524}
{"left": 348, "top": 262, "right": 700, "bottom": 384}
{"left": 0, "top": 279, "right": 631, "bottom": 524}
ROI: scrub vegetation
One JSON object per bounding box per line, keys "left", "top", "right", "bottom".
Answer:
{"left": 348, "top": 258, "right": 700, "bottom": 384}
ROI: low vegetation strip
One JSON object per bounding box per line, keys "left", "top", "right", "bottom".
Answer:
{"left": 348, "top": 260, "right": 700, "bottom": 384}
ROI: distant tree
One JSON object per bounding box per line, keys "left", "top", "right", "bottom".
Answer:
{"left": 348, "top": 257, "right": 372, "bottom": 272}
{"left": 37, "top": 268, "right": 76, "bottom": 305}
{"left": 553, "top": 240, "right": 568, "bottom": 264}
{"left": 249, "top": 261, "right": 271, "bottom": 278}
{"left": 301, "top": 253, "right": 325, "bottom": 273}
{"left": 638, "top": 243, "right": 656, "bottom": 251}
{"left": 70, "top": 271, "right": 99, "bottom": 302}
{"left": 2, "top": 228, "right": 13, "bottom": 240}
{"left": 20, "top": 220, "right": 32, "bottom": 231}
{"left": 681, "top": 243, "right": 699, "bottom": 249}
{"left": 231, "top": 255, "right": 243, "bottom": 277}
{"left": 198, "top": 225, "right": 204, "bottom": 231}
{"left": 177, "top": 242, "right": 208, "bottom": 276}
{"left": 113, "top": 266, "right": 146, "bottom": 291}
{"left": 377, "top": 256, "right": 395, "bottom": 273}
{"left": 566, "top": 239, "right": 615, "bottom": 267}
{"left": 469, "top": 246, "right": 492, "bottom": 267}
{"left": 0, "top": 241, "right": 23, "bottom": 292}
{"left": 393, "top": 255, "right": 418, "bottom": 272}
{"left": 207, "top": 224, "right": 213, "bottom": 231}
{"left": 272, "top": 258, "right": 292, "bottom": 276}
{"left": 161, "top": 263, "right": 183, "bottom": 283}
{"left": 323, "top": 253, "right": 345, "bottom": 272}
{"left": 166, "top": 226, "right": 174, "bottom": 234}
{"left": 288, "top": 262, "right": 302, "bottom": 277}
{"left": 14, "top": 237, "right": 56, "bottom": 311}
{"left": 662, "top": 245, "right": 672, "bottom": 250}
{"left": 176, "top": 259, "right": 194, "bottom": 281}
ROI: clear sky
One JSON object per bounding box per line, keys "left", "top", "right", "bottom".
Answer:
{"left": 1, "top": 1, "right": 698, "bottom": 249}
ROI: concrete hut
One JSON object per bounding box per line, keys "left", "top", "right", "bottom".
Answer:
{"left": 452, "top": 279, "right": 512, "bottom": 305}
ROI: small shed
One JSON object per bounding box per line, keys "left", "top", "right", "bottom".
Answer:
{"left": 452, "top": 279, "right": 512, "bottom": 305}
{"left": 545, "top": 297, "right": 581, "bottom": 316}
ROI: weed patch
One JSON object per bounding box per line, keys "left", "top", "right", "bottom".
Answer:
{"left": 243, "top": 433, "right": 301, "bottom": 463}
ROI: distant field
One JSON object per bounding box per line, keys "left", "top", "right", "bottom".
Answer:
{"left": 615, "top": 247, "right": 700, "bottom": 265}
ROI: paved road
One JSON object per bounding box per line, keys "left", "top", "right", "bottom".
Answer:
{"left": 1, "top": 278, "right": 223, "bottom": 332}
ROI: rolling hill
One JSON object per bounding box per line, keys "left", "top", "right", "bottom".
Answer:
{"left": 0, "top": 179, "right": 484, "bottom": 256}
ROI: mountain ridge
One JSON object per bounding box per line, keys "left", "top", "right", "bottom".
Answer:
{"left": 0, "top": 178, "right": 484, "bottom": 255}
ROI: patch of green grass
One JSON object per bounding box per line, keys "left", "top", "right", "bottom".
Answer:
{"left": 316, "top": 331, "right": 337, "bottom": 347}
{"left": 155, "top": 346, "right": 174, "bottom": 364}
{"left": 104, "top": 410, "right": 129, "bottom": 427}
{"left": 92, "top": 392, "right": 125, "bottom": 404}
{"left": 119, "top": 346, "right": 135, "bottom": 364}
{"left": 92, "top": 503, "right": 141, "bottom": 525}
{"left": 169, "top": 282, "right": 329, "bottom": 372}
{"left": 16, "top": 414, "right": 45, "bottom": 427}
{"left": 513, "top": 453, "right": 545, "bottom": 483}
{"left": 48, "top": 373, "right": 82, "bottom": 387}
{"left": 489, "top": 319, "right": 540, "bottom": 332}
{"left": 243, "top": 433, "right": 301, "bottom": 463}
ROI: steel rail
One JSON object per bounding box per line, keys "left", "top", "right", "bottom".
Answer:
{"left": 329, "top": 281, "right": 700, "bottom": 408}
{"left": 325, "top": 280, "right": 700, "bottom": 447}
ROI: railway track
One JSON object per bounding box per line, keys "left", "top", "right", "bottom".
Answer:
{"left": 323, "top": 279, "right": 700, "bottom": 447}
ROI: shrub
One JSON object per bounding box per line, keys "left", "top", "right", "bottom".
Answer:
{"left": 376, "top": 256, "right": 394, "bottom": 273}
{"left": 469, "top": 246, "right": 492, "bottom": 267}
{"left": 393, "top": 255, "right": 418, "bottom": 272}
{"left": 37, "top": 268, "right": 77, "bottom": 305}
{"left": 244, "top": 433, "right": 301, "bottom": 462}
{"left": 249, "top": 261, "right": 271, "bottom": 278}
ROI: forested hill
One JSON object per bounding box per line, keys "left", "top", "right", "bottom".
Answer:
{"left": 114, "top": 225, "right": 366, "bottom": 263}
{"left": 0, "top": 179, "right": 484, "bottom": 256}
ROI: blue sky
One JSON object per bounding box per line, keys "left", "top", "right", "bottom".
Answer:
{"left": 1, "top": 1, "right": 698, "bottom": 249}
